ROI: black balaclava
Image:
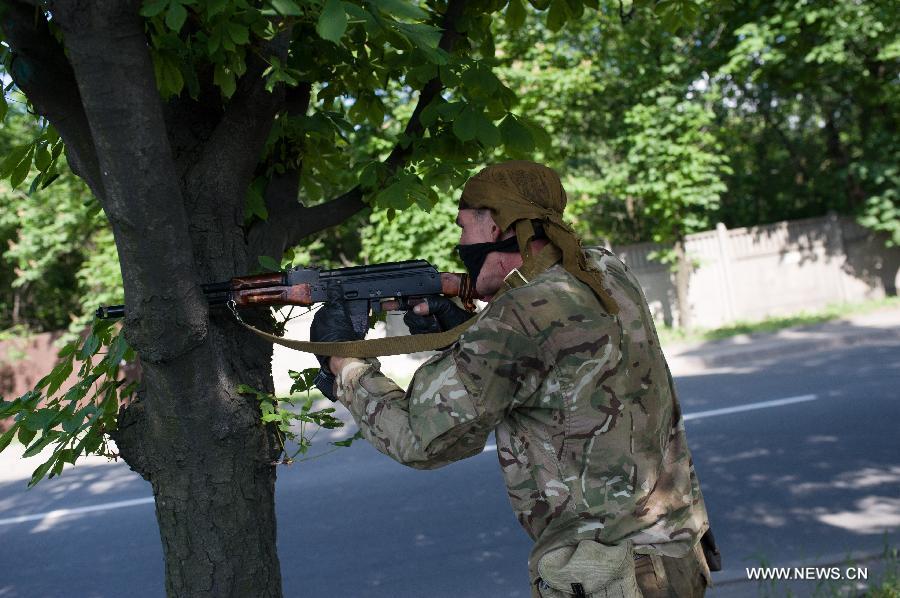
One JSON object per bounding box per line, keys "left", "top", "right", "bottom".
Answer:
{"left": 455, "top": 222, "right": 545, "bottom": 285}
{"left": 455, "top": 236, "right": 520, "bottom": 287}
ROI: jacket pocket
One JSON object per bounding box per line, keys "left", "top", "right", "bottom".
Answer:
{"left": 536, "top": 540, "right": 641, "bottom": 598}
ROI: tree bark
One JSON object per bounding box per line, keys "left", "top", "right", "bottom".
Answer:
{"left": 115, "top": 320, "right": 282, "bottom": 597}
{"left": 673, "top": 237, "right": 692, "bottom": 332}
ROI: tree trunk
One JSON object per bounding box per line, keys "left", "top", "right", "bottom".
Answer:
{"left": 115, "top": 314, "right": 283, "bottom": 597}
{"left": 674, "top": 237, "right": 692, "bottom": 332}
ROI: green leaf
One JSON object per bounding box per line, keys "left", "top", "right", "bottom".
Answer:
{"left": 28, "top": 457, "right": 54, "bottom": 488}
{"left": 439, "top": 65, "right": 460, "bottom": 87}
{"left": 83, "top": 431, "right": 103, "bottom": 454}
{"left": 165, "top": 2, "right": 188, "bottom": 31}
{"left": 520, "top": 116, "right": 551, "bottom": 150}
{"left": 22, "top": 408, "right": 57, "bottom": 432}
{"left": 57, "top": 342, "right": 76, "bottom": 360}
{"left": 23, "top": 432, "right": 58, "bottom": 458}
{"left": 452, "top": 106, "right": 479, "bottom": 142}
{"left": 18, "top": 426, "right": 36, "bottom": 446}
{"left": 207, "top": 0, "right": 229, "bottom": 16}
{"left": 244, "top": 179, "right": 269, "bottom": 222}
{"left": 78, "top": 333, "right": 101, "bottom": 360}
{"left": 332, "top": 429, "right": 364, "bottom": 447}
{"left": 546, "top": 0, "right": 571, "bottom": 31}
{"left": 227, "top": 23, "right": 250, "bottom": 45}
{"left": 49, "top": 457, "right": 65, "bottom": 479}
{"left": 45, "top": 125, "right": 60, "bottom": 144}
{"left": 358, "top": 162, "right": 382, "bottom": 190}
{"left": 40, "top": 173, "right": 61, "bottom": 190}
{"left": 506, "top": 0, "right": 526, "bottom": 29}
{"left": 288, "top": 368, "right": 319, "bottom": 395}
{"left": 34, "top": 145, "right": 52, "bottom": 171}
{"left": 0, "top": 92, "right": 8, "bottom": 122}
{"left": 45, "top": 358, "right": 74, "bottom": 397}
{"left": 0, "top": 144, "right": 32, "bottom": 178}
{"left": 419, "top": 96, "right": 445, "bottom": 127}
{"left": 140, "top": 0, "right": 170, "bottom": 17}
{"left": 10, "top": 147, "right": 34, "bottom": 188}
{"left": 472, "top": 111, "right": 501, "bottom": 147}
{"left": 214, "top": 63, "right": 237, "bottom": 98}
{"left": 159, "top": 56, "right": 185, "bottom": 98}
{"left": 62, "top": 409, "right": 87, "bottom": 435}
{"left": 0, "top": 425, "right": 18, "bottom": 453}
{"left": 563, "top": 0, "right": 583, "bottom": 20}
{"left": 271, "top": 0, "right": 303, "bottom": 16}
{"left": 58, "top": 448, "right": 78, "bottom": 465}
{"left": 257, "top": 255, "right": 281, "bottom": 272}
{"left": 461, "top": 65, "right": 499, "bottom": 96}
{"left": 374, "top": 179, "right": 411, "bottom": 209}
{"left": 317, "top": 0, "right": 348, "bottom": 43}
{"left": 28, "top": 172, "right": 44, "bottom": 196}
{"left": 364, "top": 96, "right": 385, "bottom": 126}
{"left": 499, "top": 114, "right": 535, "bottom": 153}
{"left": 370, "top": 0, "right": 428, "bottom": 21}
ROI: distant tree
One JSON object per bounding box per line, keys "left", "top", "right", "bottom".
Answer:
{"left": 607, "top": 88, "right": 730, "bottom": 331}
{"left": 704, "top": 0, "right": 898, "bottom": 241}
{"left": 0, "top": 112, "right": 120, "bottom": 332}
{"left": 496, "top": 0, "right": 898, "bottom": 247}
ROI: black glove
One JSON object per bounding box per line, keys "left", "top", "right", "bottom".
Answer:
{"left": 310, "top": 298, "right": 365, "bottom": 400}
{"left": 403, "top": 296, "right": 475, "bottom": 335}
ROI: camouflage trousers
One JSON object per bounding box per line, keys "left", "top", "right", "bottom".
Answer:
{"left": 634, "top": 544, "right": 710, "bottom": 598}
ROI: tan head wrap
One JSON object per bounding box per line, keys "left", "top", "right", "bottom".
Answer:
{"left": 459, "top": 161, "right": 619, "bottom": 314}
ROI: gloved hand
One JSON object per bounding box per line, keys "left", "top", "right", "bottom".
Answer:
{"left": 310, "top": 298, "right": 365, "bottom": 400}
{"left": 403, "top": 296, "right": 475, "bottom": 335}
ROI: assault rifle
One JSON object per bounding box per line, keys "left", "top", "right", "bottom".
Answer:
{"left": 95, "top": 260, "right": 478, "bottom": 335}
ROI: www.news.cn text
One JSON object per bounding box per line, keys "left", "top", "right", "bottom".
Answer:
{"left": 746, "top": 567, "right": 869, "bottom": 581}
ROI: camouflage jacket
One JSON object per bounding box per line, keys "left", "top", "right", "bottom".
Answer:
{"left": 333, "top": 247, "right": 709, "bottom": 578}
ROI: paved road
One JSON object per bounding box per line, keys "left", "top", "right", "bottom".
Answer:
{"left": 1, "top": 318, "right": 897, "bottom": 597}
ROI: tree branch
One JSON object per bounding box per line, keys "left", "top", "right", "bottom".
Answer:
{"left": 251, "top": 0, "right": 469, "bottom": 256}
{"left": 0, "top": 1, "right": 104, "bottom": 196}
{"left": 247, "top": 83, "right": 311, "bottom": 260}
{"left": 184, "top": 33, "right": 290, "bottom": 216}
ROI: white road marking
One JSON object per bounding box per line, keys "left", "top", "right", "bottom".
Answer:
{"left": 2, "top": 395, "right": 820, "bottom": 526}
{"left": 683, "top": 394, "right": 818, "bottom": 421}
{"left": 0, "top": 497, "right": 154, "bottom": 527}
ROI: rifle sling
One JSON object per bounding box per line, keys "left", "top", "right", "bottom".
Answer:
{"left": 236, "top": 245, "right": 562, "bottom": 358}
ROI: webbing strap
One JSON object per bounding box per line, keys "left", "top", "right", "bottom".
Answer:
{"left": 237, "top": 245, "right": 563, "bottom": 357}
{"left": 496, "top": 244, "right": 562, "bottom": 297}
{"left": 238, "top": 316, "right": 477, "bottom": 358}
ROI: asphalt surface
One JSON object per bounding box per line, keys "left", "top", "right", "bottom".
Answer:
{"left": 1, "top": 308, "right": 898, "bottom": 597}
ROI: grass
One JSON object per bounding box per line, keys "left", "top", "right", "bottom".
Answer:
{"left": 657, "top": 296, "right": 900, "bottom": 347}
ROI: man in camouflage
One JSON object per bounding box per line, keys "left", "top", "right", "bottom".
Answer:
{"left": 311, "top": 161, "right": 712, "bottom": 597}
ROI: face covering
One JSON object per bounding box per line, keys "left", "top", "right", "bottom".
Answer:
{"left": 455, "top": 236, "right": 520, "bottom": 286}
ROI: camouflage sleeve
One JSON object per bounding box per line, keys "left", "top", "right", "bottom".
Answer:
{"left": 334, "top": 305, "right": 544, "bottom": 469}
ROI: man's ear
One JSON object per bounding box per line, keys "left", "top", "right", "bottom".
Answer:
{"left": 488, "top": 213, "right": 504, "bottom": 241}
